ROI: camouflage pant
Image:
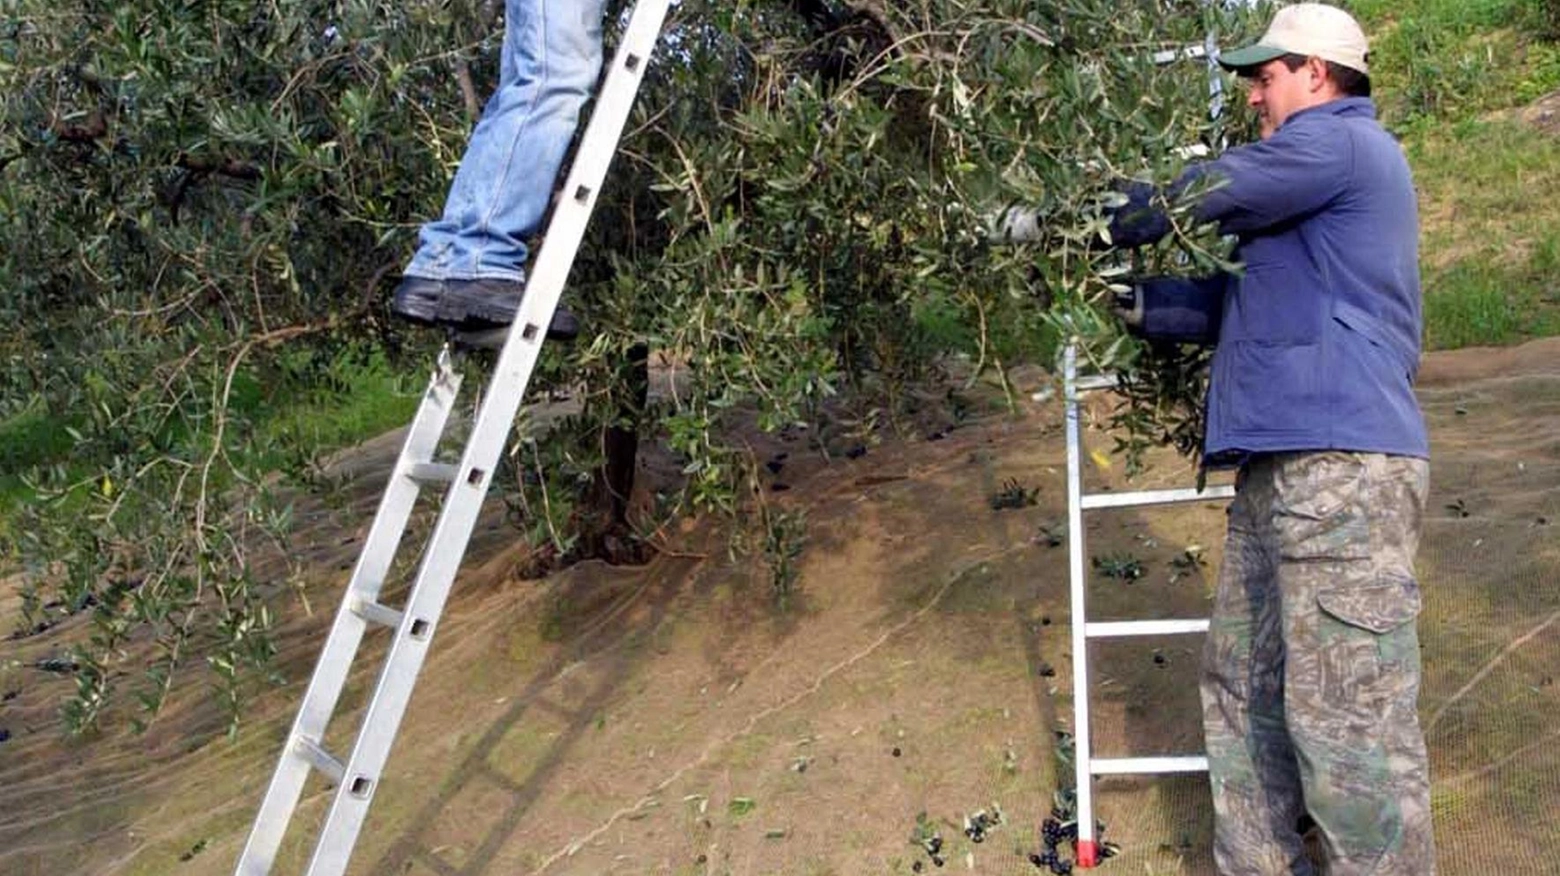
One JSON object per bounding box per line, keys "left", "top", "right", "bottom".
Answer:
{"left": 1201, "top": 452, "right": 1435, "bottom": 876}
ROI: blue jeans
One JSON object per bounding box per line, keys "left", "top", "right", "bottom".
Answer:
{"left": 404, "top": 0, "right": 606, "bottom": 282}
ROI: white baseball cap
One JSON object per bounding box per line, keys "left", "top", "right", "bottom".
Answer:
{"left": 1218, "top": 3, "right": 1370, "bottom": 76}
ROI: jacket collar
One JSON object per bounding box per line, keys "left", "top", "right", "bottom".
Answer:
{"left": 1287, "top": 96, "right": 1378, "bottom": 124}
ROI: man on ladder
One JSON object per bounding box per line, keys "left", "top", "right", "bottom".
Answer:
{"left": 390, "top": 0, "right": 606, "bottom": 340}
{"left": 1106, "top": 5, "right": 1434, "bottom": 875}
{"left": 233, "top": 1, "right": 670, "bottom": 873}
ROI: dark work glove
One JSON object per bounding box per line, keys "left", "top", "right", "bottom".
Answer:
{"left": 1122, "top": 274, "right": 1229, "bottom": 345}
{"left": 1103, "top": 179, "right": 1173, "bottom": 249}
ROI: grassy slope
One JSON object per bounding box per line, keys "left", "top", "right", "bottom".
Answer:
{"left": 1353, "top": 0, "right": 1560, "bottom": 348}
{"left": 0, "top": 342, "right": 424, "bottom": 550}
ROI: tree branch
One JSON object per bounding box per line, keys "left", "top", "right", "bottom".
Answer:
{"left": 359, "top": 257, "right": 403, "bottom": 314}
{"left": 50, "top": 111, "right": 107, "bottom": 143}
{"left": 176, "top": 155, "right": 263, "bottom": 181}
{"left": 164, "top": 171, "right": 200, "bottom": 226}
{"left": 453, "top": 57, "right": 482, "bottom": 124}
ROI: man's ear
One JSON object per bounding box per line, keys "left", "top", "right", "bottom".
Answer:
{"left": 1307, "top": 56, "right": 1331, "bottom": 94}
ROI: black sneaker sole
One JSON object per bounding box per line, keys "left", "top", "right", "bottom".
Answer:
{"left": 449, "top": 326, "right": 509, "bottom": 350}
{"left": 449, "top": 320, "right": 579, "bottom": 347}
{"left": 437, "top": 282, "right": 521, "bottom": 327}
{"left": 396, "top": 277, "right": 578, "bottom": 342}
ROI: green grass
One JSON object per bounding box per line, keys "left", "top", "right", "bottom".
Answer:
{"left": 0, "top": 404, "right": 77, "bottom": 504}
{"left": 1424, "top": 260, "right": 1560, "bottom": 349}
{"left": 0, "top": 401, "right": 86, "bottom": 544}
{"left": 1342, "top": 0, "right": 1560, "bottom": 348}
{"left": 1408, "top": 119, "right": 1560, "bottom": 348}
{"left": 0, "top": 403, "right": 78, "bottom": 472}
{"left": 249, "top": 344, "right": 423, "bottom": 471}
{"left": 0, "top": 342, "right": 423, "bottom": 551}
{"left": 1352, "top": 0, "right": 1560, "bottom": 120}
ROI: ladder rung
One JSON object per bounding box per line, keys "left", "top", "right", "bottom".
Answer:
{"left": 406, "top": 462, "right": 460, "bottom": 485}
{"left": 295, "top": 736, "right": 346, "bottom": 785}
{"left": 480, "top": 763, "right": 525, "bottom": 795}
{"left": 1081, "top": 484, "right": 1235, "bottom": 509}
{"left": 1151, "top": 44, "right": 1209, "bottom": 65}
{"left": 1086, "top": 619, "right": 1209, "bottom": 638}
{"left": 1092, "top": 756, "right": 1208, "bottom": 775}
{"left": 351, "top": 598, "right": 404, "bottom": 631}
{"left": 1074, "top": 374, "right": 1119, "bottom": 392}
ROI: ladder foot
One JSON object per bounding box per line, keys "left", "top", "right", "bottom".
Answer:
{"left": 435, "top": 346, "right": 460, "bottom": 386}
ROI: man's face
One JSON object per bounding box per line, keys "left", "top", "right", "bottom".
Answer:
{"left": 1244, "top": 57, "right": 1328, "bottom": 137}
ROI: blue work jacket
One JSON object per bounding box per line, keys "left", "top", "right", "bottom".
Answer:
{"left": 1112, "top": 97, "right": 1429, "bottom": 464}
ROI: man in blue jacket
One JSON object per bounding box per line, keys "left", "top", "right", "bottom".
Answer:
{"left": 1109, "top": 5, "right": 1434, "bottom": 874}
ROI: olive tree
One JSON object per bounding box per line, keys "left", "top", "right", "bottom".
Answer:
{"left": 0, "top": 0, "right": 1264, "bottom": 734}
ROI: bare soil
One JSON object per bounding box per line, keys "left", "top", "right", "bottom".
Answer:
{"left": 1, "top": 341, "right": 1557, "bottom": 876}
{"left": 1515, "top": 88, "right": 1560, "bottom": 136}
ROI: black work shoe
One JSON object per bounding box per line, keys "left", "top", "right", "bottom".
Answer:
{"left": 436, "top": 278, "right": 580, "bottom": 342}
{"left": 391, "top": 276, "right": 443, "bottom": 325}
{"left": 393, "top": 276, "right": 580, "bottom": 342}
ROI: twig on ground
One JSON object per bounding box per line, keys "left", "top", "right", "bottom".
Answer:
{"left": 1427, "top": 609, "right": 1560, "bottom": 731}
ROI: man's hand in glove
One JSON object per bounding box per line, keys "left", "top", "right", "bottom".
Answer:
{"left": 1111, "top": 284, "right": 1145, "bottom": 332}
{"left": 1108, "top": 275, "right": 1230, "bottom": 346}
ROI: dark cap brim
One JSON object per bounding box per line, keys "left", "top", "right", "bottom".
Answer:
{"left": 1217, "top": 44, "right": 1287, "bottom": 72}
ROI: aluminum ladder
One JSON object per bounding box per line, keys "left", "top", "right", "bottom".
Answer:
{"left": 233, "top": 2, "right": 673, "bottom": 872}
{"left": 1067, "top": 16, "right": 1248, "bottom": 863}
{"left": 1061, "top": 344, "right": 1235, "bottom": 867}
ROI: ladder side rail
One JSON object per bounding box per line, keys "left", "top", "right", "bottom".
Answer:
{"left": 302, "top": 3, "right": 675, "bottom": 874}
{"left": 236, "top": 362, "right": 463, "bottom": 875}
{"left": 1069, "top": 9, "right": 1234, "bottom": 869}
{"left": 1063, "top": 344, "right": 1102, "bottom": 866}
{"left": 1205, "top": 30, "right": 1226, "bottom": 121}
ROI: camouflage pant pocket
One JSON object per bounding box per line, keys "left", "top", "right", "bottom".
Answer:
{"left": 1317, "top": 574, "right": 1422, "bottom": 634}
{"left": 1274, "top": 454, "right": 1373, "bottom": 562}
{"left": 1315, "top": 574, "right": 1423, "bottom": 706}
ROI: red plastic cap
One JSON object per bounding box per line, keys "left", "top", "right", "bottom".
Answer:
{"left": 1076, "top": 839, "right": 1100, "bottom": 868}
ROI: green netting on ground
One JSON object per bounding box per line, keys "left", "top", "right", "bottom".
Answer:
{"left": 1, "top": 362, "right": 1556, "bottom": 875}
{"left": 1075, "top": 364, "right": 1560, "bottom": 876}
{"left": 1414, "top": 370, "right": 1560, "bottom": 876}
